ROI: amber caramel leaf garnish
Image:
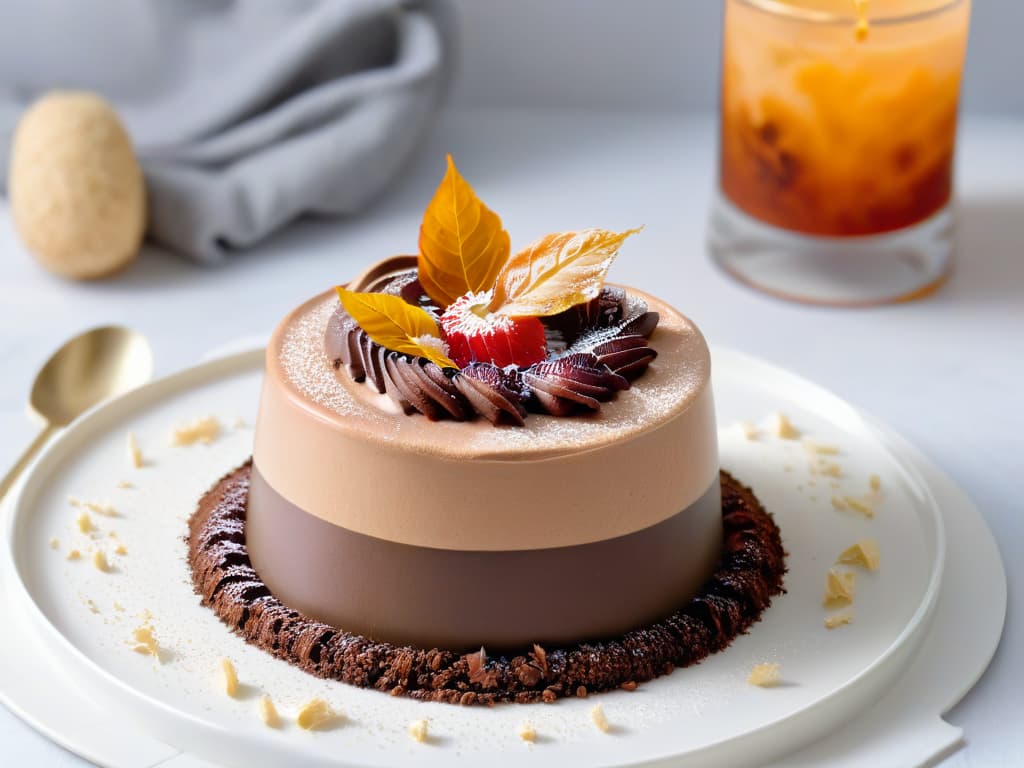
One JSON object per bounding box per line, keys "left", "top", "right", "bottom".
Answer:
{"left": 335, "top": 287, "right": 457, "bottom": 370}
{"left": 489, "top": 228, "right": 641, "bottom": 318}
{"left": 418, "top": 154, "right": 510, "bottom": 309}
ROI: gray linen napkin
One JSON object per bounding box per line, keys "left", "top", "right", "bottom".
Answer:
{"left": 0, "top": 0, "right": 449, "bottom": 262}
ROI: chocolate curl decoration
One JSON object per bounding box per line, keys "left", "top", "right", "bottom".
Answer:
{"left": 326, "top": 280, "right": 661, "bottom": 425}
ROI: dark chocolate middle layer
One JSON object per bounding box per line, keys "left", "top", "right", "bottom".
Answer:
{"left": 246, "top": 465, "right": 723, "bottom": 651}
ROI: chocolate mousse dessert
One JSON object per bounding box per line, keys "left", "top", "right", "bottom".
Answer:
{"left": 188, "top": 156, "right": 785, "bottom": 704}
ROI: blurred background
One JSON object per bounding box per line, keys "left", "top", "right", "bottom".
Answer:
{"left": 0, "top": 1, "right": 1021, "bottom": 765}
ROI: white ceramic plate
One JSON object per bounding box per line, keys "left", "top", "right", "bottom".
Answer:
{"left": 1, "top": 348, "right": 951, "bottom": 767}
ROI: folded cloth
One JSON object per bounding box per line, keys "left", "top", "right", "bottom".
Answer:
{"left": 0, "top": 0, "right": 449, "bottom": 262}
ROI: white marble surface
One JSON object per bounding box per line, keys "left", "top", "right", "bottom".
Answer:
{"left": 0, "top": 109, "right": 1021, "bottom": 766}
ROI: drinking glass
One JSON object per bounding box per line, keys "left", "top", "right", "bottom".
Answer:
{"left": 708, "top": 0, "right": 972, "bottom": 305}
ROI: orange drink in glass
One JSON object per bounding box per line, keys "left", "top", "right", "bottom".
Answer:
{"left": 708, "top": 0, "right": 971, "bottom": 305}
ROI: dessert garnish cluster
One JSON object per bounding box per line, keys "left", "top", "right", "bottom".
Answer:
{"left": 329, "top": 155, "right": 659, "bottom": 425}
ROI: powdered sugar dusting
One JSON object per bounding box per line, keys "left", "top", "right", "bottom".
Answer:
{"left": 277, "top": 293, "right": 708, "bottom": 458}
{"left": 277, "top": 297, "right": 363, "bottom": 419}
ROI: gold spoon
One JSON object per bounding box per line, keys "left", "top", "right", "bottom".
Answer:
{"left": 0, "top": 326, "right": 153, "bottom": 504}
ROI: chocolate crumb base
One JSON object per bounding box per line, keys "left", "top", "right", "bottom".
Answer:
{"left": 187, "top": 461, "right": 786, "bottom": 705}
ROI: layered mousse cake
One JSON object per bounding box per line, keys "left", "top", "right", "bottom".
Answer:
{"left": 189, "top": 157, "right": 785, "bottom": 703}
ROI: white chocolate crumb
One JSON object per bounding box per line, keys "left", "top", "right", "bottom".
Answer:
{"left": 825, "top": 612, "right": 853, "bottom": 630}
{"left": 131, "top": 625, "right": 161, "bottom": 660}
{"left": 869, "top": 474, "right": 882, "bottom": 491}
{"left": 115, "top": 543, "right": 128, "bottom": 556}
{"left": 748, "top": 662, "right": 781, "bottom": 687}
{"left": 819, "top": 461, "right": 842, "bottom": 478}
{"left": 804, "top": 440, "right": 839, "bottom": 455}
{"left": 823, "top": 568, "right": 856, "bottom": 607}
{"left": 92, "top": 550, "right": 111, "bottom": 572}
{"left": 831, "top": 496, "right": 847, "bottom": 511}
{"left": 590, "top": 703, "right": 610, "bottom": 733}
{"left": 774, "top": 413, "right": 801, "bottom": 440}
{"left": 296, "top": 698, "right": 336, "bottom": 731}
{"left": 258, "top": 695, "right": 280, "bottom": 728}
{"left": 739, "top": 421, "right": 759, "bottom": 440}
{"left": 86, "top": 599, "right": 100, "bottom": 614}
{"left": 49, "top": 537, "right": 60, "bottom": 550}
{"left": 843, "top": 496, "right": 875, "bottom": 518}
{"left": 68, "top": 496, "right": 82, "bottom": 508}
{"left": 408, "top": 718, "right": 429, "bottom": 743}
{"left": 113, "top": 601, "right": 125, "bottom": 612}
{"left": 171, "top": 416, "right": 221, "bottom": 446}
{"left": 76, "top": 512, "right": 94, "bottom": 533}
{"left": 83, "top": 500, "right": 118, "bottom": 517}
{"left": 128, "top": 431, "right": 144, "bottom": 468}
{"left": 116, "top": 480, "right": 135, "bottom": 489}
{"left": 67, "top": 549, "right": 81, "bottom": 561}
{"left": 221, "top": 658, "right": 239, "bottom": 697}
{"left": 837, "top": 539, "right": 880, "bottom": 571}
{"left": 518, "top": 721, "right": 537, "bottom": 743}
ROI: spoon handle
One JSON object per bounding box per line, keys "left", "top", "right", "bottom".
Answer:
{"left": 0, "top": 423, "right": 59, "bottom": 505}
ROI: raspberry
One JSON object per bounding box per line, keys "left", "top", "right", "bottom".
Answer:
{"left": 440, "top": 291, "right": 547, "bottom": 369}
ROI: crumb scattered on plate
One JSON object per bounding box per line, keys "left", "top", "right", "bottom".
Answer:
{"left": 774, "top": 413, "right": 800, "bottom": 440}
{"left": 115, "top": 543, "right": 128, "bottom": 556}
{"left": 823, "top": 568, "right": 856, "bottom": 607}
{"left": 590, "top": 703, "right": 610, "bottom": 732}
{"left": 93, "top": 551, "right": 111, "bottom": 572}
{"left": 128, "top": 431, "right": 144, "bottom": 468}
{"left": 49, "top": 537, "right": 59, "bottom": 550}
{"left": 76, "top": 512, "right": 94, "bottom": 533}
{"left": 116, "top": 480, "right": 135, "bottom": 489}
{"left": 843, "top": 496, "right": 875, "bottom": 518}
{"left": 171, "top": 416, "right": 221, "bottom": 446}
{"left": 259, "top": 695, "right": 280, "bottom": 728}
{"left": 747, "top": 662, "right": 781, "bottom": 687}
{"left": 296, "top": 698, "right": 336, "bottom": 731}
{"left": 869, "top": 473, "right": 881, "bottom": 491}
{"left": 837, "top": 539, "right": 880, "bottom": 571}
{"left": 408, "top": 718, "right": 429, "bottom": 743}
{"left": 818, "top": 461, "right": 842, "bottom": 478}
{"left": 131, "top": 624, "right": 161, "bottom": 660}
{"left": 804, "top": 440, "right": 839, "bottom": 455}
{"left": 66, "top": 549, "right": 81, "bottom": 561}
{"left": 825, "top": 613, "right": 853, "bottom": 630}
{"left": 83, "top": 500, "right": 118, "bottom": 517}
{"left": 221, "top": 658, "right": 239, "bottom": 697}
{"left": 518, "top": 721, "right": 537, "bottom": 742}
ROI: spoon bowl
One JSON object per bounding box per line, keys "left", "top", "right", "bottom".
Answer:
{"left": 0, "top": 326, "right": 153, "bottom": 504}
{"left": 30, "top": 326, "right": 153, "bottom": 426}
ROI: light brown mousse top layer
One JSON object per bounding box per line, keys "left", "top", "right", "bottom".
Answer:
{"left": 274, "top": 288, "right": 711, "bottom": 462}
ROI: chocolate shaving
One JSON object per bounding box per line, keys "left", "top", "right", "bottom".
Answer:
{"left": 189, "top": 463, "right": 786, "bottom": 706}
{"left": 530, "top": 643, "right": 549, "bottom": 679}
{"left": 465, "top": 647, "right": 499, "bottom": 689}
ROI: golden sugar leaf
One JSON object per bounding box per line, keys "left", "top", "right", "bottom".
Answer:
{"left": 418, "top": 154, "right": 510, "bottom": 309}
{"left": 335, "top": 287, "right": 457, "bottom": 370}
{"left": 489, "top": 227, "right": 641, "bottom": 318}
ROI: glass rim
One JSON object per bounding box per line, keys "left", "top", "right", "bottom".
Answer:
{"left": 732, "top": 0, "right": 966, "bottom": 26}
